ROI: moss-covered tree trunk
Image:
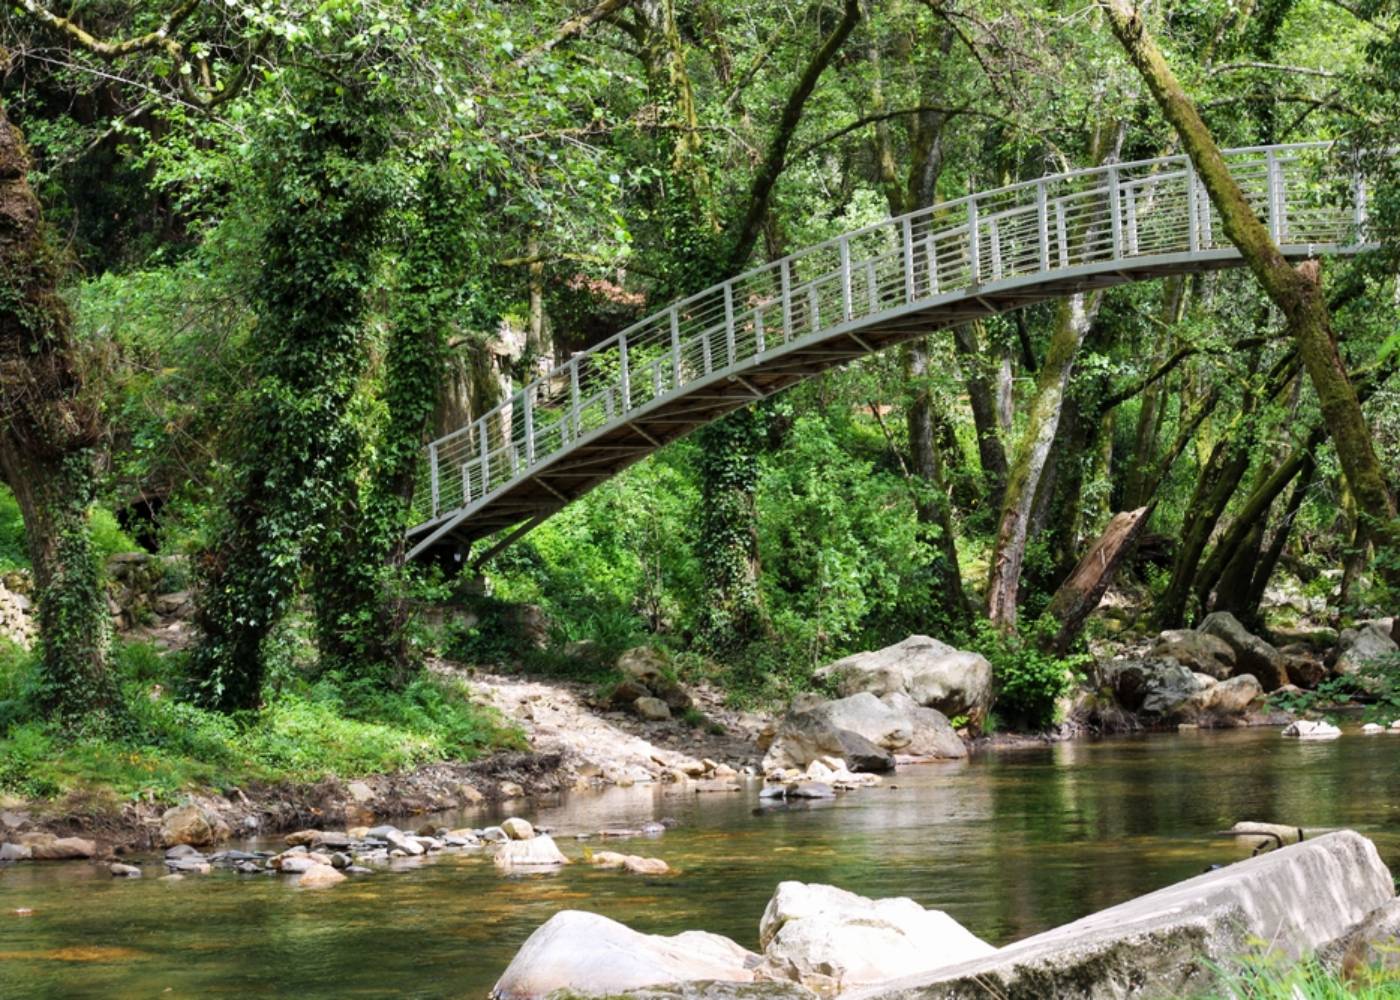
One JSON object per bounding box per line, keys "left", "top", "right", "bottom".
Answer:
{"left": 190, "top": 87, "right": 389, "bottom": 711}
{"left": 985, "top": 293, "right": 1097, "bottom": 628}
{"left": 310, "top": 172, "right": 482, "bottom": 688}
{"left": 1100, "top": 0, "right": 1400, "bottom": 586}
{"left": 0, "top": 101, "right": 112, "bottom": 720}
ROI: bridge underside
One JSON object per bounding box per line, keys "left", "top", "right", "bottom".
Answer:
{"left": 407, "top": 246, "right": 1319, "bottom": 562}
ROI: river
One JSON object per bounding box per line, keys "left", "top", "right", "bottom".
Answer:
{"left": 2, "top": 727, "right": 1397, "bottom": 998}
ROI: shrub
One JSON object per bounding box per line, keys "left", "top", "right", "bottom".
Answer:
{"left": 975, "top": 617, "right": 1088, "bottom": 731}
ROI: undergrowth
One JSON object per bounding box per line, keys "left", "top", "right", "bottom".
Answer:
{"left": 0, "top": 637, "right": 523, "bottom": 803}
{"left": 1200, "top": 954, "right": 1400, "bottom": 998}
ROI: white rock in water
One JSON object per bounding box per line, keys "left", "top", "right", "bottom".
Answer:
{"left": 755, "top": 881, "right": 994, "bottom": 993}
{"left": 491, "top": 909, "right": 754, "bottom": 998}
{"left": 500, "top": 817, "right": 534, "bottom": 841}
{"left": 1390, "top": 720, "right": 1400, "bottom": 731}
{"left": 1363, "top": 723, "right": 1385, "bottom": 735}
{"left": 1282, "top": 720, "right": 1341, "bottom": 740}
{"left": 494, "top": 834, "right": 568, "bottom": 870}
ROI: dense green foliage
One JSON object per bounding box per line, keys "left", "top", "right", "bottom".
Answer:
{"left": 0, "top": 636, "right": 520, "bottom": 801}
{"left": 0, "top": 0, "right": 1396, "bottom": 796}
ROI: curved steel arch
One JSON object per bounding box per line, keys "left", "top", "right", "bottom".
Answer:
{"left": 407, "top": 141, "right": 1370, "bottom": 559}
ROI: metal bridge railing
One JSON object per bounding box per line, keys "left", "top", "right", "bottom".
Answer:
{"left": 411, "top": 141, "right": 1363, "bottom": 535}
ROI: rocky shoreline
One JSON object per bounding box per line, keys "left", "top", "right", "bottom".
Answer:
{"left": 3, "top": 607, "right": 1395, "bottom": 861}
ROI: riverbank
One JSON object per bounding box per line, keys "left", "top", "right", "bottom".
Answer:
{"left": 4, "top": 728, "right": 1400, "bottom": 998}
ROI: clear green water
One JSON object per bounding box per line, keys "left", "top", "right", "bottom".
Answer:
{"left": 3, "top": 728, "right": 1398, "bottom": 999}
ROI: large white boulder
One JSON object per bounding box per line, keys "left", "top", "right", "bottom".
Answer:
{"left": 762, "top": 693, "right": 965, "bottom": 772}
{"left": 815, "top": 636, "right": 993, "bottom": 722}
{"left": 493, "top": 834, "right": 568, "bottom": 870}
{"left": 845, "top": 831, "right": 1395, "bottom": 999}
{"left": 754, "top": 882, "right": 993, "bottom": 994}
{"left": 490, "top": 910, "right": 757, "bottom": 998}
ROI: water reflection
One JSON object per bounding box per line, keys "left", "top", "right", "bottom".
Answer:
{"left": 1, "top": 728, "right": 1396, "bottom": 999}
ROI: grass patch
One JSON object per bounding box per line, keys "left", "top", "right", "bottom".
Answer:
{"left": 1198, "top": 954, "right": 1400, "bottom": 998}
{"left": 0, "top": 639, "right": 524, "bottom": 803}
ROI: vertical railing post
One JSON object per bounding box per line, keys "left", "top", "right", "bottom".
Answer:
{"left": 1108, "top": 165, "right": 1124, "bottom": 258}
{"left": 1185, "top": 159, "right": 1200, "bottom": 254}
{"left": 902, "top": 217, "right": 916, "bottom": 302}
{"left": 668, "top": 307, "right": 683, "bottom": 388}
{"left": 988, "top": 218, "right": 1003, "bottom": 279}
{"left": 461, "top": 462, "right": 472, "bottom": 504}
{"left": 838, "top": 236, "right": 853, "bottom": 320}
{"left": 967, "top": 199, "right": 981, "bottom": 283}
{"left": 779, "top": 259, "right": 794, "bottom": 340}
{"left": 701, "top": 314, "right": 713, "bottom": 374}
{"left": 723, "top": 282, "right": 737, "bottom": 366}
{"left": 523, "top": 384, "right": 536, "bottom": 465}
{"left": 1266, "top": 149, "right": 1283, "bottom": 242}
{"left": 428, "top": 441, "right": 440, "bottom": 516}
{"left": 1036, "top": 180, "right": 1050, "bottom": 272}
{"left": 1353, "top": 172, "right": 1369, "bottom": 246}
{"left": 478, "top": 416, "right": 490, "bottom": 494}
{"left": 926, "top": 234, "right": 940, "bottom": 294}
{"left": 1055, "top": 199, "right": 1069, "bottom": 266}
{"left": 754, "top": 309, "right": 766, "bottom": 354}
{"left": 1125, "top": 182, "right": 1139, "bottom": 255}
{"left": 618, "top": 332, "right": 631, "bottom": 411}
{"left": 569, "top": 358, "right": 581, "bottom": 437}
{"left": 808, "top": 285, "right": 821, "bottom": 331}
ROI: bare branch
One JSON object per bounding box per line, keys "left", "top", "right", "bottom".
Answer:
{"left": 1209, "top": 61, "right": 1337, "bottom": 78}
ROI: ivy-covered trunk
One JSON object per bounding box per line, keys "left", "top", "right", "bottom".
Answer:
{"left": 310, "top": 172, "right": 478, "bottom": 688}
{"left": 0, "top": 101, "right": 113, "bottom": 720}
{"left": 696, "top": 409, "right": 768, "bottom": 651}
{"left": 190, "top": 86, "right": 389, "bottom": 711}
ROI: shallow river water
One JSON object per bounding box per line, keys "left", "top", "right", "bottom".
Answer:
{"left": 3, "top": 727, "right": 1399, "bottom": 999}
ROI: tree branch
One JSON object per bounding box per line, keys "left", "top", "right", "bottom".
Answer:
{"left": 725, "top": 0, "right": 861, "bottom": 272}
{"left": 514, "top": 0, "right": 635, "bottom": 68}
{"left": 14, "top": 0, "right": 197, "bottom": 61}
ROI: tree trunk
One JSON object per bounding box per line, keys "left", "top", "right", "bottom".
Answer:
{"left": 905, "top": 340, "right": 971, "bottom": 624}
{"left": 1100, "top": 0, "right": 1400, "bottom": 585}
{"left": 1042, "top": 506, "right": 1152, "bottom": 654}
{"left": 1155, "top": 436, "right": 1251, "bottom": 629}
{"left": 952, "top": 321, "right": 1010, "bottom": 502}
{"left": 696, "top": 408, "right": 767, "bottom": 651}
{"left": 0, "top": 100, "right": 112, "bottom": 719}
{"left": 985, "top": 293, "right": 1097, "bottom": 628}
{"left": 1240, "top": 458, "right": 1314, "bottom": 626}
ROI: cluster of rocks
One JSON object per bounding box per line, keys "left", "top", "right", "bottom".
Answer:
{"left": 607, "top": 647, "right": 696, "bottom": 722}
{"left": 0, "top": 831, "right": 97, "bottom": 862}
{"left": 757, "top": 636, "right": 984, "bottom": 781}
{"left": 1096, "top": 611, "right": 1395, "bottom": 728}
{"left": 104, "top": 552, "right": 192, "bottom": 632}
{"left": 491, "top": 830, "right": 1400, "bottom": 999}
{"left": 759, "top": 755, "right": 883, "bottom": 801}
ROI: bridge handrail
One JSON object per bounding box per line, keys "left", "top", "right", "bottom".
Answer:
{"left": 411, "top": 140, "right": 1363, "bottom": 531}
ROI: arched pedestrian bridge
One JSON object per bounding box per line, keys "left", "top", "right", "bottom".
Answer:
{"left": 407, "top": 141, "right": 1370, "bottom": 560}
